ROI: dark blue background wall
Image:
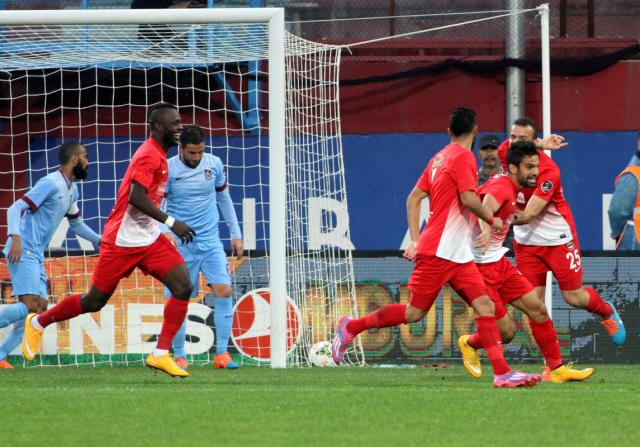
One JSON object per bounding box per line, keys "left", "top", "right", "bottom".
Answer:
{"left": 30, "top": 131, "right": 637, "bottom": 251}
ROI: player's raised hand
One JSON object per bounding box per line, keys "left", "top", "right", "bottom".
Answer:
{"left": 231, "top": 238, "right": 244, "bottom": 259}
{"left": 7, "top": 235, "right": 22, "bottom": 263}
{"left": 538, "top": 134, "right": 568, "bottom": 151}
{"left": 171, "top": 220, "right": 196, "bottom": 244}
{"left": 164, "top": 231, "right": 178, "bottom": 247}
{"left": 403, "top": 241, "right": 417, "bottom": 263}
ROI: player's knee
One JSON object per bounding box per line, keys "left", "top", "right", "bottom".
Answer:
{"left": 472, "top": 296, "right": 495, "bottom": 316}
{"left": 172, "top": 282, "right": 193, "bottom": 301}
{"left": 19, "top": 295, "right": 42, "bottom": 313}
{"left": 405, "top": 305, "right": 426, "bottom": 323}
{"left": 211, "top": 284, "right": 232, "bottom": 297}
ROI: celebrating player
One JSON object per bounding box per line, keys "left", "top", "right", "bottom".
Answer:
{"left": 332, "top": 107, "right": 542, "bottom": 388}
{"left": 0, "top": 142, "right": 101, "bottom": 369}
{"left": 498, "top": 118, "right": 626, "bottom": 346}
{"left": 458, "top": 140, "right": 594, "bottom": 383}
{"left": 160, "top": 124, "right": 243, "bottom": 370}
{"left": 22, "top": 103, "right": 196, "bottom": 378}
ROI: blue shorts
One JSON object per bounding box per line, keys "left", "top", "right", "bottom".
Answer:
{"left": 7, "top": 255, "right": 48, "bottom": 299}
{"left": 163, "top": 241, "right": 231, "bottom": 298}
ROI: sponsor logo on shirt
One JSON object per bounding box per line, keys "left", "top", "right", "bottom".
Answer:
{"left": 541, "top": 180, "right": 554, "bottom": 193}
{"left": 204, "top": 168, "right": 213, "bottom": 180}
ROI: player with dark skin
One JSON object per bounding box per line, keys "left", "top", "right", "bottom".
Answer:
{"left": 76, "top": 107, "right": 195, "bottom": 314}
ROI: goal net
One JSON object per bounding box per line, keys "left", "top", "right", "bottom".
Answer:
{"left": 0, "top": 8, "right": 364, "bottom": 368}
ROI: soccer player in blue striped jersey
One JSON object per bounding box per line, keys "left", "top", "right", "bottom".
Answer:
{"left": 0, "top": 142, "right": 101, "bottom": 368}
{"left": 160, "top": 125, "right": 243, "bottom": 370}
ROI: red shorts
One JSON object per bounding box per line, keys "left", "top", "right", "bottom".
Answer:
{"left": 513, "top": 240, "right": 583, "bottom": 291}
{"left": 92, "top": 235, "right": 185, "bottom": 294}
{"left": 408, "top": 255, "right": 487, "bottom": 311}
{"left": 476, "top": 257, "right": 534, "bottom": 319}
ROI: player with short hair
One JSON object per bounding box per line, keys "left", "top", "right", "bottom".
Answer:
{"left": 458, "top": 140, "right": 594, "bottom": 383}
{"left": 160, "top": 124, "right": 243, "bottom": 370}
{"left": 0, "top": 142, "right": 101, "bottom": 369}
{"left": 332, "top": 107, "right": 542, "bottom": 388}
{"left": 498, "top": 118, "right": 625, "bottom": 346}
{"left": 22, "top": 103, "right": 197, "bottom": 378}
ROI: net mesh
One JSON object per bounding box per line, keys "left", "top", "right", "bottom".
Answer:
{"left": 0, "top": 18, "right": 364, "bottom": 367}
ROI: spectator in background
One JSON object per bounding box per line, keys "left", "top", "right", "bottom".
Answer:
{"left": 608, "top": 137, "right": 640, "bottom": 250}
{"left": 131, "top": 0, "right": 206, "bottom": 44}
{"left": 477, "top": 134, "right": 502, "bottom": 186}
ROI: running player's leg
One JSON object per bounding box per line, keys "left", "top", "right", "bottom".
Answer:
{"left": 163, "top": 244, "right": 199, "bottom": 369}
{"left": 450, "top": 261, "right": 541, "bottom": 387}
{"left": 202, "top": 244, "right": 238, "bottom": 369}
{"left": 23, "top": 242, "right": 139, "bottom": 360}
{"left": 545, "top": 241, "right": 625, "bottom": 345}
{"left": 331, "top": 254, "right": 451, "bottom": 364}
{"left": 139, "top": 235, "right": 192, "bottom": 376}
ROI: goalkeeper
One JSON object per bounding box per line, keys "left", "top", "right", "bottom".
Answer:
{"left": 161, "top": 124, "right": 243, "bottom": 370}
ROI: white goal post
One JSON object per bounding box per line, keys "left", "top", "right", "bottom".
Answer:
{"left": 0, "top": 7, "right": 363, "bottom": 368}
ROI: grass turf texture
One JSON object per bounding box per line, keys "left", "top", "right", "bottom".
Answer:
{"left": 2, "top": 364, "right": 637, "bottom": 446}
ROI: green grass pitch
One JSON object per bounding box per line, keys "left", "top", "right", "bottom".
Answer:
{"left": 2, "top": 364, "right": 637, "bottom": 446}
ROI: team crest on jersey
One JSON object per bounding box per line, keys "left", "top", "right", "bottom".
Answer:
{"left": 566, "top": 241, "right": 575, "bottom": 250}
{"left": 541, "top": 180, "right": 553, "bottom": 193}
{"left": 204, "top": 169, "right": 213, "bottom": 180}
{"left": 516, "top": 192, "right": 525, "bottom": 204}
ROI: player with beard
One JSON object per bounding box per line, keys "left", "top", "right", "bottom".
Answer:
{"left": 22, "top": 103, "right": 197, "bottom": 378}
{"left": 458, "top": 140, "right": 594, "bottom": 383}
{"left": 496, "top": 118, "right": 626, "bottom": 347}
{"left": 0, "top": 142, "right": 101, "bottom": 368}
{"left": 159, "top": 125, "right": 243, "bottom": 370}
{"left": 332, "top": 107, "right": 543, "bottom": 388}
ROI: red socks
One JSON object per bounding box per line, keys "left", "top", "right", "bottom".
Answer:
{"left": 36, "top": 294, "right": 83, "bottom": 329}
{"left": 346, "top": 304, "right": 408, "bottom": 336}
{"left": 584, "top": 287, "right": 613, "bottom": 319}
{"left": 529, "top": 318, "right": 563, "bottom": 371}
{"left": 475, "top": 316, "right": 511, "bottom": 376}
{"left": 466, "top": 332, "right": 482, "bottom": 349}
{"left": 156, "top": 297, "right": 189, "bottom": 350}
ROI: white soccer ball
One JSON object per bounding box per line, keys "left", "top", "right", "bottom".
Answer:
{"left": 309, "top": 341, "right": 336, "bottom": 367}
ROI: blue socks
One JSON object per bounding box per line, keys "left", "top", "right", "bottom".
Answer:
{"left": 0, "top": 319, "right": 25, "bottom": 360}
{"left": 0, "top": 301, "right": 28, "bottom": 328}
{"left": 171, "top": 318, "right": 187, "bottom": 359}
{"left": 214, "top": 297, "right": 233, "bottom": 355}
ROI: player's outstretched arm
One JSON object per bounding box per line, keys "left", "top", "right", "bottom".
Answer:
{"left": 129, "top": 181, "right": 195, "bottom": 243}
{"left": 460, "top": 190, "right": 503, "bottom": 232}
{"left": 5, "top": 199, "right": 30, "bottom": 263}
{"left": 513, "top": 195, "right": 548, "bottom": 225}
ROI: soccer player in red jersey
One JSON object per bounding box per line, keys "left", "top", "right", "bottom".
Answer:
{"left": 22, "top": 103, "right": 197, "bottom": 378}
{"left": 497, "top": 118, "right": 626, "bottom": 346}
{"left": 332, "top": 107, "right": 542, "bottom": 388}
{"left": 458, "top": 140, "right": 594, "bottom": 383}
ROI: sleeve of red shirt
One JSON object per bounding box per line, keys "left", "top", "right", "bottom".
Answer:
{"left": 533, "top": 166, "right": 561, "bottom": 202}
{"left": 129, "top": 151, "right": 161, "bottom": 190}
{"left": 481, "top": 179, "right": 509, "bottom": 209}
{"left": 497, "top": 139, "right": 509, "bottom": 171}
{"left": 453, "top": 150, "right": 478, "bottom": 193}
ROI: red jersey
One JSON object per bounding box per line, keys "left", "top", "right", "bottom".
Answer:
{"left": 471, "top": 175, "right": 519, "bottom": 263}
{"left": 498, "top": 140, "right": 577, "bottom": 246}
{"left": 415, "top": 143, "right": 478, "bottom": 263}
{"left": 102, "top": 138, "right": 168, "bottom": 247}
